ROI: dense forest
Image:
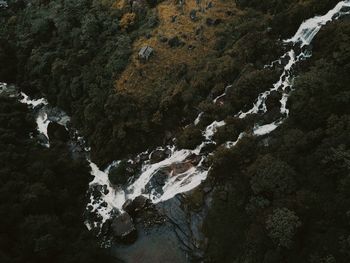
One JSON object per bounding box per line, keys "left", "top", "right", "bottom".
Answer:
{"left": 0, "top": 97, "right": 114, "bottom": 262}
{"left": 1, "top": 0, "right": 350, "bottom": 262}
{"left": 2, "top": 0, "right": 339, "bottom": 166}
{"left": 204, "top": 8, "right": 350, "bottom": 263}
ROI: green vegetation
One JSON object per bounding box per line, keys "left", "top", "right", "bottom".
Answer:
{"left": 1, "top": 0, "right": 350, "bottom": 262}
{"left": 266, "top": 208, "right": 301, "bottom": 249}
{"left": 0, "top": 97, "right": 113, "bottom": 263}
{"left": 0, "top": 0, "right": 282, "bottom": 166}
{"left": 0, "top": 0, "right": 159, "bottom": 165}
{"left": 176, "top": 125, "right": 203, "bottom": 149}
{"left": 204, "top": 16, "right": 350, "bottom": 263}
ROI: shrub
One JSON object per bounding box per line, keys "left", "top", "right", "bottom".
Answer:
{"left": 266, "top": 208, "right": 301, "bottom": 248}
{"left": 249, "top": 155, "right": 296, "bottom": 197}
{"left": 176, "top": 125, "right": 203, "bottom": 150}
{"left": 119, "top": 12, "right": 137, "bottom": 31}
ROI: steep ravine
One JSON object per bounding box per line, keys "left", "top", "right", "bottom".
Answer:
{"left": 83, "top": 1, "right": 350, "bottom": 242}
{"left": 1, "top": 1, "right": 350, "bottom": 262}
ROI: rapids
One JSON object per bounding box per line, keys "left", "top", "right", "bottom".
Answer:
{"left": 2, "top": 0, "right": 350, "bottom": 233}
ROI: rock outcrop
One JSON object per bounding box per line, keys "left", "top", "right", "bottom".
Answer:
{"left": 111, "top": 213, "right": 137, "bottom": 244}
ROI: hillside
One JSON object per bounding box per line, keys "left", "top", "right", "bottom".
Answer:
{"left": 1, "top": 0, "right": 350, "bottom": 262}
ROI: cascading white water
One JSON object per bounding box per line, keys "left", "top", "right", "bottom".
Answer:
{"left": 238, "top": 0, "right": 350, "bottom": 136}
{"left": 285, "top": 1, "right": 350, "bottom": 46}
{"left": 0, "top": 83, "right": 71, "bottom": 148}
{"left": 85, "top": 0, "right": 350, "bottom": 231}
{"left": 3, "top": 1, "right": 349, "bottom": 233}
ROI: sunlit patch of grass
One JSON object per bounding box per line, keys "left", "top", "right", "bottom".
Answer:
{"left": 115, "top": 0, "right": 244, "bottom": 95}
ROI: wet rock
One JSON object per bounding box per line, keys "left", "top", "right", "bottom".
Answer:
{"left": 102, "top": 185, "right": 109, "bottom": 195}
{"left": 111, "top": 212, "right": 137, "bottom": 244}
{"left": 86, "top": 205, "right": 94, "bottom": 212}
{"left": 145, "top": 169, "right": 167, "bottom": 195}
{"left": 108, "top": 161, "right": 133, "bottom": 186}
{"left": 48, "top": 122, "right": 69, "bottom": 142}
{"left": 0, "top": 84, "right": 17, "bottom": 96}
{"left": 139, "top": 152, "right": 149, "bottom": 162}
{"left": 122, "top": 199, "right": 133, "bottom": 214}
{"left": 47, "top": 107, "right": 70, "bottom": 126}
{"left": 85, "top": 209, "right": 103, "bottom": 233}
{"left": 164, "top": 147, "right": 172, "bottom": 156}
{"left": 156, "top": 194, "right": 209, "bottom": 258}
{"left": 284, "top": 86, "right": 292, "bottom": 93}
{"left": 171, "top": 162, "right": 193, "bottom": 175}
{"left": 342, "top": 5, "right": 350, "bottom": 12}
{"left": 153, "top": 171, "right": 168, "bottom": 187}
{"left": 153, "top": 170, "right": 168, "bottom": 187}
{"left": 90, "top": 185, "right": 103, "bottom": 199}
{"left": 133, "top": 195, "right": 149, "bottom": 211}
{"left": 123, "top": 195, "right": 150, "bottom": 216}
{"left": 150, "top": 149, "right": 166, "bottom": 163}
{"left": 37, "top": 133, "right": 49, "bottom": 146}
{"left": 158, "top": 197, "right": 193, "bottom": 248}
{"left": 168, "top": 36, "right": 184, "bottom": 48}
{"left": 186, "top": 154, "right": 202, "bottom": 166}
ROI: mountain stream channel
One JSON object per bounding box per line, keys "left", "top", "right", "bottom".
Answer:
{"left": 1, "top": 1, "right": 350, "bottom": 262}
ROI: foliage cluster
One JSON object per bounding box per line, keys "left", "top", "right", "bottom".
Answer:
{"left": 204, "top": 18, "right": 350, "bottom": 263}
{"left": 0, "top": 97, "right": 114, "bottom": 263}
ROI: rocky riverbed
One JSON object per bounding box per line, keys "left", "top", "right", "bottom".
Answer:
{"left": 1, "top": 82, "right": 212, "bottom": 261}
{"left": 111, "top": 188, "right": 213, "bottom": 262}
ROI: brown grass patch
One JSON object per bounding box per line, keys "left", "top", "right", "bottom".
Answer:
{"left": 115, "top": 0, "right": 243, "bottom": 95}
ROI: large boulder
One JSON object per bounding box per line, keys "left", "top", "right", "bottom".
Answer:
{"left": 145, "top": 169, "right": 167, "bottom": 195}
{"left": 108, "top": 160, "right": 133, "bottom": 186}
{"left": 150, "top": 149, "right": 166, "bottom": 164}
{"left": 123, "top": 195, "right": 150, "bottom": 217}
{"left": 111, "top": 212, "right": 137, "bottom": 244}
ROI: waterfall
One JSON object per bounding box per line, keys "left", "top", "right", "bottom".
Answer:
{"left": 2, "top": 1, "right": 349, "bottom": 234}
